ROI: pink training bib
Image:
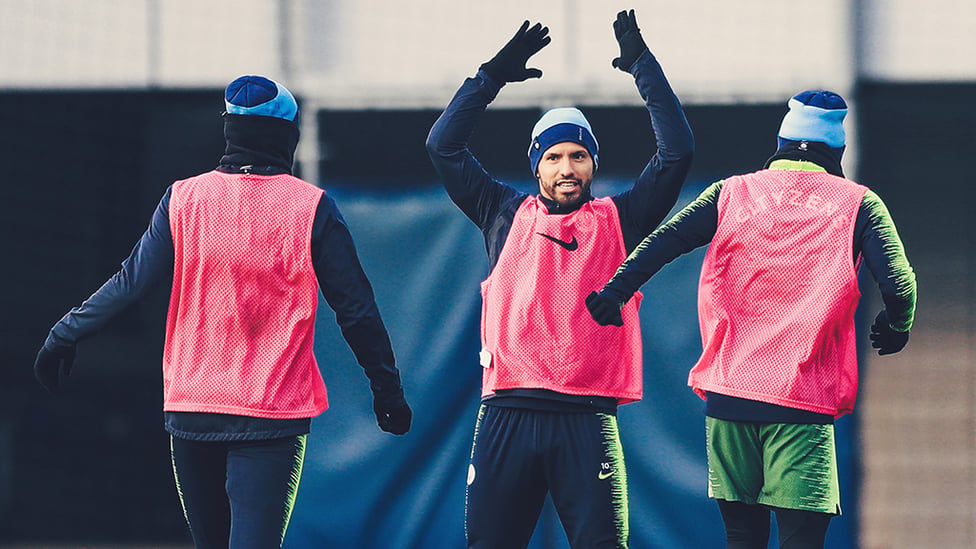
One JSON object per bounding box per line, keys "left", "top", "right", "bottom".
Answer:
{"left": 164, "top": 170, "right": 328, "bottom": 419}
{"left": 689, "top": 166, "right": 867, "bottom": 416}
{"left": 481, "top": 196, "right": 644, "bottom": 404}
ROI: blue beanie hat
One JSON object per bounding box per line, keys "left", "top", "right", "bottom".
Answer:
{"left": 224, "top": 75, "right": 298, "bottom": 122}
{"left": 777, "top": 90, "right": 847, "bottom": 156}
{"left": 528, "top": 107, "right": 599, "bottom": 175}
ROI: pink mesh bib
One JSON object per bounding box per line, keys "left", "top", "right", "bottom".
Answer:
{"left": 164, "top": 171, "right": 328, "bottom": 418}
{"left": 689, "top": 168, "right": 867, "bottom": 416}
{"left": 481, "top": 196, "right": 643, "bottom": 404}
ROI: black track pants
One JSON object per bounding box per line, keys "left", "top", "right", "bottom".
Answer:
{"left": 170, "top": 435, "right": 306, "bottom": 549}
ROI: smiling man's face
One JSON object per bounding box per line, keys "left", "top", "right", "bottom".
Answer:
{"left": 536, "top": 141, "right": 594, "bottom": 208}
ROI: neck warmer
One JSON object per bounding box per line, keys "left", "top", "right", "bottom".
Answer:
{"left": 217, "top": 114, "right": 299, "bottom": 175}
{"left": 764, "top": 140, "right": 844, "bottom": 177}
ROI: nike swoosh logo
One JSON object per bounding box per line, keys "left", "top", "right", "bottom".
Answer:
{"left": 537, "top": 233, "right": 578, "bottom": 251}
{"left": 598, "top": 470, "right": 615, "bottom": 480}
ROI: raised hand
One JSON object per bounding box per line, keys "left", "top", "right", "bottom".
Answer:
{"left": 611, "top": 9, "right": 649, "bottom": 72}
{"left": 480, "top": 21, "right": 552, "bottom": 83}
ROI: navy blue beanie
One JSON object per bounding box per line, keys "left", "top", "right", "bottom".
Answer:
{"left": 224, "top": 75, "right": 298, "bottom": 122}
{"left": 528, "top": 107, "right": 599, "bottom": 175}
{"left": 777, "top": 90, "right": 847, "bottom": 159}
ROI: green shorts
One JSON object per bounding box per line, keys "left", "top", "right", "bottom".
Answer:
{"left": 705, "top": 416, "right": 841, "bottom": 515}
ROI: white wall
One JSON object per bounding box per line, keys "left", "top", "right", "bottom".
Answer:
{"left": 859, "top": 0, "right": 976, "bottom": 81}
{"left": 0, "top": 0, "right": 284, "bottom": 89}
{"left": 2, "top": 0, "right": 972, "bottom": 105}
{"left": 292, "top": 0, "right": 855, "bottom": 107}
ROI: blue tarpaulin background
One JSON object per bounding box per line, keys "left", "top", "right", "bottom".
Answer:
{"left": 283, "top": 182, "right": 857, "bottom": 548}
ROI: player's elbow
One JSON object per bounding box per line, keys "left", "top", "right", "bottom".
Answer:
{"left": 667, "top": 148, "right": 694, "bottom": 176}
{"left": 425, "top": 129, "right": 450, "bottom": 161}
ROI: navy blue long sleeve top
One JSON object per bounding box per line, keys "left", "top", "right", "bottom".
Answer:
{"left": 426, "top": 50, "right": 694, "bottom": 411}
{"left": 45, "top": 114, "right": 399, "bottom": 440}
{"left": 426, "top": 50, "right": 694, "bottom": 266}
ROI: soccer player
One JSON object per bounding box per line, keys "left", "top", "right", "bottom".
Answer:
{"left": 426, "top": 10, "right": 694, "bottom": 548}
{"left": 587, "top": 90, "right": 917, "bottom": 548}
{"left": 33, "top": 75, "right": 412, "bottom": 549}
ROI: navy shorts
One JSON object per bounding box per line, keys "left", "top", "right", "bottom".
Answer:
{"left": 465, "top": 404, "right": 629, "bottom": 548}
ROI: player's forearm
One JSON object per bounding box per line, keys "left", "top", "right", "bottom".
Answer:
{"left": 631, "top": 50, "right": 694, "bottom": 165}
{"left": 606, "top": 184, "right": 719, "bottom": 302}
{"left": 615, "top": 51, "right": 695, "bottom": 245}
{"left": 425, "top": 71, "right": 501, "bottom": 185}
{"left": 858, "top": 191, "right": 916, "bottom": 331}
{"left": 426, "top": 72, "right": 513, "bottom": 228}
{"left": 47, "top": 195, "right": 174, "bottom": 348}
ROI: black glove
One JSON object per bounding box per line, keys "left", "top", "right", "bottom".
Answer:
{"left": 479, "top": 20, "right": 551, "bottom": 83}
{"left": 372, "top": 386, "right": 412, "bottom": 435}
{"left": 586, "top": 291, "right": 624, "bottom": 327}
{"left": 611, "top": 9, "right": 649, "bottom": 72}
{"left": 870, "top": 309, "right": 910, "bottom": 356}
{"left": 34, "top": 344, "right": 76, "bottom": 393}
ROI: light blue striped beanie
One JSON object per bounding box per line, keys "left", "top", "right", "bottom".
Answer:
{"left": 528, "top": 107, "right": 599, "bottom": 175}
{"left": 777, "top": 90, "right": 847, "bottom": 157}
